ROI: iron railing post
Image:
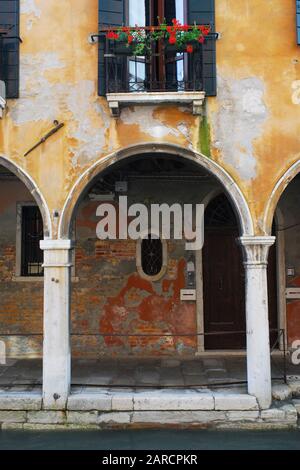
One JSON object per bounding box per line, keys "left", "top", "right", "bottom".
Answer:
{"left": 282, "top": 329, "right": 288, "bottom": 384}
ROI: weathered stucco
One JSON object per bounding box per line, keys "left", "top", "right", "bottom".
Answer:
{"left": 211, "top": 76, "right": 268, "bottom": 181}
{"left": 0, "top": 0, "right": 298, "bottom": 235}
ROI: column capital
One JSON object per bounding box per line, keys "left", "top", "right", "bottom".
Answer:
{"left": 40, "top": 239, "right": 74, "bottom": 251}
{"left": 238, "top": 236, "right": 276, "bottom": 267}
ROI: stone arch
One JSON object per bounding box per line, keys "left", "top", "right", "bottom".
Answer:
{"left": 263, "top": 160, "right": 300, "bottom": 235}
{"left": 0, "top": 155, "right": 52, "bottom": 238}
{"left": 59, "top": 143, "right": 254, "bottom": 239}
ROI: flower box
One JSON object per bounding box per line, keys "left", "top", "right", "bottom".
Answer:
{"left": 164, "top": 40, "right": 201, "bottom": 54}
{"left": 104, "top": 19, "right": 210, "bottom": 57}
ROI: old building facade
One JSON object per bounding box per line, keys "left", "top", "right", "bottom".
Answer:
{"left": 0, "top": 0, "right": 300, "bottom": 420}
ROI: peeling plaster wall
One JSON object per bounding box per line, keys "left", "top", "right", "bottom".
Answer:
{"left": 0, "top": 1, "right": 299, "bottom": 233}
{"left": 120, "top": 106, "right": 194, "bottom": 146}
{"left": 211, "top": 76, "right": 268, "bottom": 181}
{"left": 21, "top": 0, "right": 41, "bottom": 31}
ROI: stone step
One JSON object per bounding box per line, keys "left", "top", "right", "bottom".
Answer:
{"left": 0, "top": 405, "right": 298, "bottom": 430}
{"left": 67, "top": 390, "right": 258, "bottom": 412}
{"left": 0, "top": 392, "right": 42, "bottom": 410}
{"left": 292, "top": 399, "right": 300, "bottom": 415}
{"left": 272, "top": 384, "right": 292, "bottom": 401}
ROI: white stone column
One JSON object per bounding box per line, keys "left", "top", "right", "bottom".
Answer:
{"left": 40, "top": 239, "right": 73, "bottom": 410}
{"left": 239, "top": 236, "right": 276, "bottom": 410}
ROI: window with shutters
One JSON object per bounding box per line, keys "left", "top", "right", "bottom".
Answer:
{"left": 98, "top": 0, "right": 216, "bottom": 116}
{"left": 0, "top": 0, "right": 20, "bottom": 101}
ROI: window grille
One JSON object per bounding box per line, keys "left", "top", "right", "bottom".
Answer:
{"left": 21, "top": 206, "right": 43, "bottom": 276}
{"left": 141, "top": 234, "right": 163, "bottom": 276}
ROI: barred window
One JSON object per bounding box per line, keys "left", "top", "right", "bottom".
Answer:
{"left": 21, "top": 206, "right": 43, "bottom": 277}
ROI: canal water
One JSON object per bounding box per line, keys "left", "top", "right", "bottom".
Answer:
{"left": 0, "top": 429, "right": 299, "bottom": 450}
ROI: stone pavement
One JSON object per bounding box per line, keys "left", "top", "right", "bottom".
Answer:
{"left": 0, "top": 355, "right": 300, "bottom": 429}
{"left": 0, "top": 354, "right": 298, "bottom": 392}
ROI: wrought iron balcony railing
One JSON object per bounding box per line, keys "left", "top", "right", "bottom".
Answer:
{"left": 101, "top": 26, "right": 208, "bottom": 95}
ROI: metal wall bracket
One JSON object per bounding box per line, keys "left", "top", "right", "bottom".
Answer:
{"left": 24, "top": 121, "right": 65, "bottom": 157}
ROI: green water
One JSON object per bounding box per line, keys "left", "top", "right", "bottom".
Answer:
{"left": 0, "top": 430, "right": 300, "bottom": 450}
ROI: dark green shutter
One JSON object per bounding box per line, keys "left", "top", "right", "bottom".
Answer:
{"left": 98, "top": 0, "right": 125, "bottom": 96}
{"left": 297, "top": 1, "right": 300, "bottom": 45}
{"left": 0, "top": 0, "right": 20, "bottom": 98}
{"left": 188, "top": 0, "right": 216, "bottom": 96}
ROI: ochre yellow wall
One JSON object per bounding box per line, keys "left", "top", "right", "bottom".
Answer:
{"left": 0, "top": 0, "right": 300, "bottom": 236}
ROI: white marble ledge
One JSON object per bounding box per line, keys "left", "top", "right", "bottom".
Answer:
{"left": 106, "top": 91, "right": 206, "bottom": 117}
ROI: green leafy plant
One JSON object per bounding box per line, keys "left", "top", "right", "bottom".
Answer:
{"left": 106, "top": 18, "right": 211, "bottom": 56}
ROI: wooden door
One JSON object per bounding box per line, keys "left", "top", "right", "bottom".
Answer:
{"left": 203, "top": 195, "right": 279, "bottom": 350}
{"left": 203, "top": 228, "right": 246, "bottom": 350}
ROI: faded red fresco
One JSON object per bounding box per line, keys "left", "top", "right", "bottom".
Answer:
{"left": 100, "top": 259, "right": 197, "bottom": 355}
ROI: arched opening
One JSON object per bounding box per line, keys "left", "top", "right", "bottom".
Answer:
{"left": 59, "top": 143, "right": 253, "bottom": 239}
{"left": 68, "top": 148, "right": 253, "bottom": 387}
{"left": 271, "top": 174, "right": 300, "bottom": 356}
{"left": 0, "top": 160, "right": 50, "bottom": 390}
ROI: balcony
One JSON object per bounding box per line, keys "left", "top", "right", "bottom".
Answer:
{"left": 100, "top": 25, "right": 210, "bottom": 117}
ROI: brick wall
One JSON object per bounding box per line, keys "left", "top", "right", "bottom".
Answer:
{"left": 71, "top": 221, "right": 197, "bottom": 358}
{"left": 70, "top": 180, "right": 202, "bottom": 358}
{"left": 0, "top": 180, "right": 43, "bottom": 358}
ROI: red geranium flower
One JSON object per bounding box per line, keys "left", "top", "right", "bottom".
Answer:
{"left": 186, "top": 44, "right": 193, "bottom": 53}
{"left": 128, "top": 35, "right": 134, "bottom": 44}
{"left": 169, "top": 35, "right": 177, "bottom": 45}
{"left": 107, "top": 31, "right": 120, "bottom": 40}
{"left": 198, "top": 36, "right": 205, "bottom": 44}
{"left": 107, "top": 31, "right": 116, "bottom": 39}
